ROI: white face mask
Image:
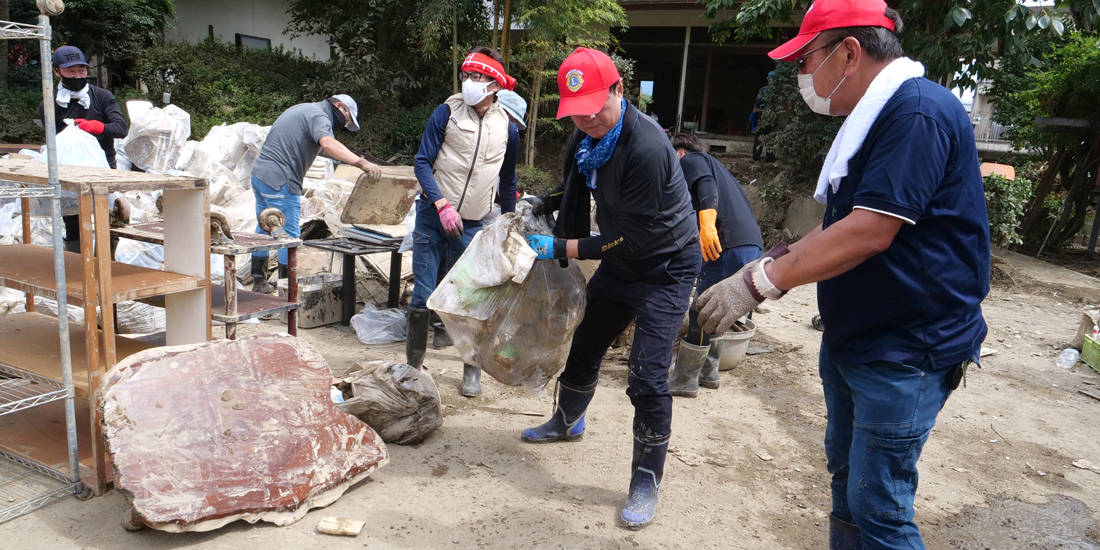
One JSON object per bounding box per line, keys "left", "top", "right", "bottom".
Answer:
{"left": 798, "top": 43, "right": 847, "bottom": 116}
{"left": 462, "top": 79, "right": 493, "bottom": 107}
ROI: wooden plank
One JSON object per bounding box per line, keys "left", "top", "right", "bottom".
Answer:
{"left": 162, "top": 188, "right": 210, "bottom": 345}
{"left": 94, "top": 194, "right": 117, "bottom": 368}
{"left": 0, "top": 313, "right": 155, "bottom": 399}
{"left": 111, "top": 222, "right": 302, "bottom": 255}
{"left": 339, "top": 165, "right": 420, "bottom": 225}
{"left": 140, "top": 284, "right": 300, "bottom": 323}
{"left": 78, "top": 193, "right": 107, "bottom": 495}
{"left": 19, "top": 197, "right": 34, "bottom": 313}
{"left": 0, "top": 244, "right": 205, "bottom": 304}
{"left": 0, "top": 397, "right": 96, "bottom": 487}
{"left": 0, "top": 159, "right": 204, "bottom": 194}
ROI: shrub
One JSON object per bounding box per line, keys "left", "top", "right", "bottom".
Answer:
{"left": 0, "top": 84, "right": 46, "bottom": 144}
{"left": 516, "top": 165, "right": 559, "bottom": 197}
{"left": 984, "top": 173, "right": 1033, "bottom": 247}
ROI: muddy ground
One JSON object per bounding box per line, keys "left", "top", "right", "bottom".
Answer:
{"left": 3, "top": 267, "right": 1100, "bottom": 549}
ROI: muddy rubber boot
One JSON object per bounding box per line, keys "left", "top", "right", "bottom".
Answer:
{"left": 460, "top": 364, "right": 482, "bottom": 397}
{"left": 828, "top": 513, "right": 862, "bottom": 550}
{"left": 405, "top": 307, "right": 430, "bottom": 369}
{"left": 431, "top": 312, "right": 453, "bottom": 349}
{"left": 521, "top": 378, "right": 597, "bottom": 443}
{"left": 251, "top": 258, "right": 274, "bottom": 293}
{"left": 668, "top": 340, "right": 708, "bottom": 397}
{"left": 63, "top": 239, "right": 80, "bottom": 253}
{"left": 621, "top": 437, "right": 668, "bottom": 530}
{"left": 277, "top": 263, "right": 288, "bottom": 281}
{"left": 699, "top": 341, "right": 721, "bottom": 389}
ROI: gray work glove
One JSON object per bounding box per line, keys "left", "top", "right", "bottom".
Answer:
{"left": 696, "top": 258, "right": 764, "bottom": 335}
{"left": 697, "top": 242, "right": 790, "bottom": 334}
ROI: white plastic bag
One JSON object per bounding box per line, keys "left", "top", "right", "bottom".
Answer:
{"left": 123, "top": 105, "right": 191, "bottom": 174}
{"left": 427, "top": 202, "right": 587, "bottom": 394}
{"left": 30, "top": 121, "right": 110, "bottom": 216}
{"left": 351, "top": 302, "right": 406, "bottom": 344}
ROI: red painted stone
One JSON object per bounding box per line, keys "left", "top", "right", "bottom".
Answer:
{"left": 100, "top": 333, "right": 388, "bottom": 532}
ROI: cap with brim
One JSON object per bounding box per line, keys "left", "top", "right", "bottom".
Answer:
{"left": 331, "top": 94, "right": 360, "bottom": 132}
{"left": 53, "top": 46, "right": 88, "bottom": 69}
{"left": 556, "top": 47, "right": 621, "bottom": 119}
{"left": 496, "top": 90, "right": 528, "bottom": 130}
{"left": 767, "top": 0, "right": 895, "bottom": 61}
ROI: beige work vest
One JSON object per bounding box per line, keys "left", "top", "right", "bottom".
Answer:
{"left": 432, "top": 94, "right": 510, "bottom": 220}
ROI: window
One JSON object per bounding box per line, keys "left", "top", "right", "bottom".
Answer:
{"left": 235, "top": 34, "right": 271, "bottom": 50}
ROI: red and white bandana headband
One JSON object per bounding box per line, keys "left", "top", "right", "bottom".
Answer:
{"left": 462, "top": 53, "right": 516, "bottom": 91}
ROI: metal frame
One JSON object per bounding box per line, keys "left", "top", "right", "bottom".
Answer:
{"left": 0, "top": 11, "right": 85, "bottom": 524}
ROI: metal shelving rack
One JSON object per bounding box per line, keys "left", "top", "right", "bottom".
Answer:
{"left": 0, "top": 6, "right": 87, "bottom": 523}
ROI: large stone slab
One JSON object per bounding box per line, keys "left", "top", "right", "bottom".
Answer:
{"left": 100, "top": 333, "right": 388, "bottom": 532}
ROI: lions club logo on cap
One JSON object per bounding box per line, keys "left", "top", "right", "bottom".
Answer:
{"left": 566, "top": 69, "right": 584, "bottom": 93}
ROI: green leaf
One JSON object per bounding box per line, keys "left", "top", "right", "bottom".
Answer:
{"left": 1004, "top": 9, "right": 1017, "bottom": 22}
{"left": 1038, "top": 14, "right": 1051, "bottom": 29}
{"left": 952, "top": 8, "right": 967, "bottom": 27}
{"left": 1052, "top": 18, "right": 1064, "bottom": 34}
{"left": 1025, "top": 14, "right": 1037, "bottom": 29}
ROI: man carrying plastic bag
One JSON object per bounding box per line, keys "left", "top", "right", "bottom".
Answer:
{"left": 519, "top": 48, "right": 700, "bottom": 530}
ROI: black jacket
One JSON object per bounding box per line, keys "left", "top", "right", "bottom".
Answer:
{"left": 38, "top": 84, "right": 128, "bottom": 168}
{"left": 543, "top": 101, "right": 697, "bottom": 278}
{"left": 679, "top": 151, "right": 764, "bottom": 251}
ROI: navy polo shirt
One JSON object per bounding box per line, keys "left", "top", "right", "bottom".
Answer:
{"left": 819, "top": 77, "right": 990, "bottom": 369}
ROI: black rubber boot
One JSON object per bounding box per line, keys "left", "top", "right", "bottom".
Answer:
{"left": 668, "top": 340, "right": 708, "bottom": 397}
{"left": 460, "top": 363, "right": 482, "bottom": 397}
{"left": 251, "top": 257, "right": 273, "bottom": 293}
{"left": 521, "top": 378, "right": 597, "bottom": 443}
{"left": 405, "top": 307, "right": 430, "bottom": 369}
{"left": 621, "top": 436, "right": 668, "bottom": 530}
{"left": 431, "top": 311, "right": 453, "bottom": 349}
{"left": 829, "top": 513, "right": 862, "bottom": 549}
{"left": 277, "top": 263, "right": 288, "bottom": 280}
{"left": 699, "top": 341, "right": 721, "bottom": 389}
{"left": 63, "top": 239, "right": 80, "bottom": 253}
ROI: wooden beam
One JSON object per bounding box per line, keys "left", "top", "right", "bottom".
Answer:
{"left": 676, "top": 26, "right": 691, "bottom": 134}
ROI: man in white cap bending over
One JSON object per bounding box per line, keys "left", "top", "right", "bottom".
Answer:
{"left": 249, "top": 94, "right": 382, "bottom": 291}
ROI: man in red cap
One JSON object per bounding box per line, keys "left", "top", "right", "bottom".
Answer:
{"left": 410, "top": 46, "right": 519, "bottom": 397}
{"left": 696, "top": 0, "right": 989, "bottom": 548}
{"left": 520, "top": 47, "right": 700, "bottom": 530}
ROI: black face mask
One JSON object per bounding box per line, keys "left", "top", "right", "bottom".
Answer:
{"left": 328, "top": 100, "right": 347, "bottom": 130}
{"left": 61, "top": 76, "right": 87, "bottom": 91}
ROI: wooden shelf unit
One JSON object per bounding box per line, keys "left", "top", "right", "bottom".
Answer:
{"left": 0, "top": 160, "right": 211, "bottom": 495}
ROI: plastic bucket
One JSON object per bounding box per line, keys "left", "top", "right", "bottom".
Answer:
{"left": 715, "top": 318, "right": 756, "bottom": 371}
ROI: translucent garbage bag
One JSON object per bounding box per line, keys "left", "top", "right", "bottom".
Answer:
{"left": 351, "top": 302, "right": 406, "bottom": 344}
{"left": 427, "top": 202, "right": 587, "bottom": 395}
{"left": 123, "top": 105, "right": 191, "bottom": 174}
{"left": 335, "top": 361, "right": 442, "bottom": 445}
{"left": 31, "top": 121, "right": 110, "bottom": 215}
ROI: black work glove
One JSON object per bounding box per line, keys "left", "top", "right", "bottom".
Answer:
{"left": 521, "top": 195, "right": 544, "bottom": 216}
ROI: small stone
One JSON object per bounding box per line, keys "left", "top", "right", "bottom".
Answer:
{"left": 221, "top": 390, "right": 233, "bottom": 401}
{"left": 232, "top": 403, "right": 245, "bottom": 410}
{"left": 757, "top": 452, "right": 774, "bottom": 462}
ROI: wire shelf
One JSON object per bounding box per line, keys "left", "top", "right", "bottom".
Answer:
{"left": 0, "top": 180, "right": 55, "bottom": 199}
{"left": 0, "top": 456, "right": 75, "bottom": 524}
{"left": 0, "top": 21, "right": 46, "bottom": 41}
{"left": 0, "top": 377, "right": 67, "bottom": 417}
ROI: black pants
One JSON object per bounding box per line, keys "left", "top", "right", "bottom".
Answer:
{"left": 63, "top": 215, "right": 79, "bottom": 244}
{"left": 559, "top": 243, "right": 701, "bottom": 444}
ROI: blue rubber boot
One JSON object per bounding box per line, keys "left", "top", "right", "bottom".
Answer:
{"left": 829, "top": 513, "right": 862, "bottom": 549}
{"left": 521, "top": 378, "right": 596, "bottom": 443}
{"left": 620, "top": 437, "right": 668, "bottom": 530}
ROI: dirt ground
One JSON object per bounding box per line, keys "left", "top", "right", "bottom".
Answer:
{"left": 3, "top": 264, "right": 1100, "bottom": 549}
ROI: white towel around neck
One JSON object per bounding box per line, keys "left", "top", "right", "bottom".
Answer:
{"left": 56, "top": 84, "right": 91, "bottom": 109}
{"left": 813, "top": 57, "right": 925, "bottom": 203}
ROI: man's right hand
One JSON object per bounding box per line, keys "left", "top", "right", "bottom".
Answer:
{"left": 521, "top": 196, "right": 544, "bottom": 216}
{"left": 437, "top": 202, "right": 464, "bottom": 238}
{"left": 356, "top": 159, "right": 382, "bottom": 183}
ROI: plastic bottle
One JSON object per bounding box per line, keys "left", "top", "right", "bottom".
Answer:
{"left": 1055, "top": 348, "right": 1079, "bottom": 369}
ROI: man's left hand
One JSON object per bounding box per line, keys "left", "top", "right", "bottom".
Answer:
{"left": 74, "top": 119, "right": 104, "bottom": 135}
{"left": 696, "top": 260, "right": 762, "bottom": 334}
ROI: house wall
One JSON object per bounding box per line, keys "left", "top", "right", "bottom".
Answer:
{"left": 167, "top": 0, "right": 332, "bottom": 60}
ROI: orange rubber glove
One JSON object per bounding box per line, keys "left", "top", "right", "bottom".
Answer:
{"left": 699, "top": 209, "right": 722, "bottom": 262}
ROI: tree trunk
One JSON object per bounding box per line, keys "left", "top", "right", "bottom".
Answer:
{"left": 1018, "top": 146, "right": 1066, "bottom": 241}
{"left": 525, "top": 53, "right": 545, "bottom": 166}
{"left": 1053, "top": 144, "right": 1099, "bottom": 248}
{"left": 451, "top": 2, "right": 458, "bottom": 94}
{"left": 0, "top": 0, "right": 8, "bottom": 84}
{"left": 492, "top": 0, "right": 499, "bottom": 50}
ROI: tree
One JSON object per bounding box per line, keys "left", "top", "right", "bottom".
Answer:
{"left": 511, "top": 0, "right": 627, "bottom": 166}
{"left": 703, "top": 0, "right": 1098, "bottom": 91}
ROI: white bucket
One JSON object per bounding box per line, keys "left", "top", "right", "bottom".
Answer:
{"left": 715, "top": 318, "right": 757, "bottom": 371}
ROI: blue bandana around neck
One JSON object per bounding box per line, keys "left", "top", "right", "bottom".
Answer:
{"left": 575, "top": 97, "right": 627, "bottom": 190}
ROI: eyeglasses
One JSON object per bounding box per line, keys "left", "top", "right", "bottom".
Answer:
{"left": 460, "top": 71, "right": 494, "bottom": 84}
{"left": 795, "top": 38, "right": 844, "bottom": 71}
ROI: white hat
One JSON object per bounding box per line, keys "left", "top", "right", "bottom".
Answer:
{"left": 331, "top": 94, "right": 360, "bottom": 132}
{"left": 496, "top": 90, "right": 527, "bottom": 130}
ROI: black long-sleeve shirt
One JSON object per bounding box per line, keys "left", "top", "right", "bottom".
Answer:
{"left": 38, "top": 85, "right": 128, "bottom": 168}
{"left": 543, "top": 101, "right": 697, "bottom": 278}
{"left": 679, "top": 151, "right": 764, "bottom": 251}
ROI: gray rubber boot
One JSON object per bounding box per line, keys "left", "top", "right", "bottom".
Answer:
{"left": 828, "top": 513, "right": 862, "bottom": 549}
{"left": 431, "top": 311, "right": 453, "bottom": 349}
{"left": 405, "top": 308, "right": 430, "bottom": 369}
{"left": 699, "top": 341, "right": 721, "bottom": 389}
{"left": 667, "top": 340, "right": 709, "bottom": 398}
{"left": 461, "top": 364, "right": 482, "bottom": 397}
{"left": 251, "top": 257, "right": 274, "bottom": 293}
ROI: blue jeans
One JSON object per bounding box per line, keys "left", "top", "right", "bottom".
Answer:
{"left": 684, "top": 244, "right": 763, "bottom": 345}
{"left": 409, "top": 198, "right": 483, "bottom": 309}
{"left": 819, "top": 346, "right": 956, "bottom": 549}
{"left": 558, "top": 243, "right": 701, "bottom": 443}
{"left": 250, "top": 176, "right": 302, "bottom": 266}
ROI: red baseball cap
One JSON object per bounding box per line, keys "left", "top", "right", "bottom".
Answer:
{"left": 768, "top": 0, "right": 896, "bottom": 61}
{"left": 556, "top": 47, "right": 621, "bottom": 119}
